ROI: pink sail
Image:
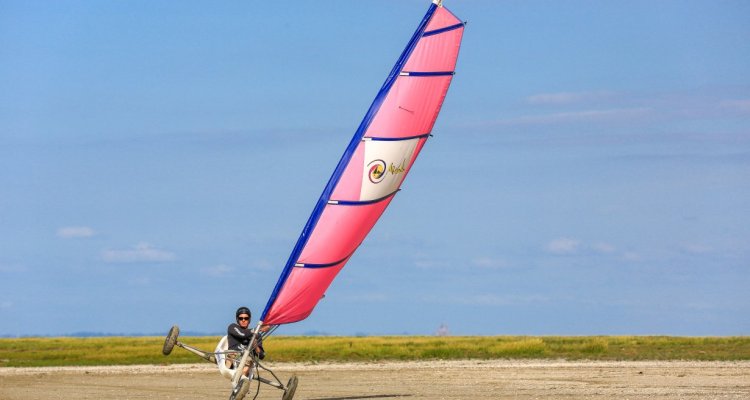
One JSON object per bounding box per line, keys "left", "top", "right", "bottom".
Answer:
{"left": 261, "top": 3, "right": 465, "bottom": 326}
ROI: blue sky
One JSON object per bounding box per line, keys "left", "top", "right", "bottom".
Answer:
{"left": 1, "top": 0, "right": 749, "bottom": 337}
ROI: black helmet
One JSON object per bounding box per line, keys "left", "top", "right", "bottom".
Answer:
{"left": 236, "top": 306, "right": 251, "bottom": 321}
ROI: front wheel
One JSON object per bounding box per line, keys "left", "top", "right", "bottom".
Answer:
{"left": 282, "top": 375, "right": 298, "bottom": 400}
{"left": 229, "top": 378, "right": 250, "bottom": 400}
{"left": 162, "top": 325, "right": 180, "bottom": 355}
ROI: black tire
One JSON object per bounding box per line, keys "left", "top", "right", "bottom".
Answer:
{"left": 282, "top": 375, "right": 298, "bottom": 400}
{"left": 229, "top": 378, "right": 250, "bottom": 400}
{"left": 162, "top": 325, "right": 180, "bottom": 355}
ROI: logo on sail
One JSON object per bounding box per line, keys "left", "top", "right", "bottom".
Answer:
{"left": 388, "top": 160, "right": 406, "bottom": 175}
{"left": 367, "top": 159, "right": 387, "bottom": 183}
{"left": 367, "top": 158, "right": 408, "bottom": 184}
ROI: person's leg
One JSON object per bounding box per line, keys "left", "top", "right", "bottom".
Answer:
{"left": 242, "top": 360, "right": 252, "bottom": 377}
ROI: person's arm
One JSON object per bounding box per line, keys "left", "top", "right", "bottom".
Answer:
{"left": 228, "top": 323, "right": 253, "bottom": 341}
{"left": 254, "top": 334, "right": 265, "bottom": 359}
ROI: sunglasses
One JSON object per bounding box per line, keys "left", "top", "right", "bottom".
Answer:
{"left": 238, "top": 317, "right": 250, "bottom": 321}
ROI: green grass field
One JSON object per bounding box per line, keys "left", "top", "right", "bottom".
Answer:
{"left": 1, "top": 336, "right": 748, "bottom": 367}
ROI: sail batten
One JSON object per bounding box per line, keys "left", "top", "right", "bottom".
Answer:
{"left": 424, "top": 22, "right": 465, "bottom": 37}
{"left": 260, "top": 3, "right": 464, "bottom": 326}
{"left": 296, "top": 255, "right": 352, "bottom": 269}
{"left": 401, "top": 71, "right": 455, "bottom": 76}
{"left": 366, "top": 133, "right": 431, "bottom": 141}
{"left": 332, "top": 190, "right": 399, "bottom": 206}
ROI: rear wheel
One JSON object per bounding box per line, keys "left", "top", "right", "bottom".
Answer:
{"left": 282, "top": 375, "right": 298, "bottom": 400}
{"left": 162, "top": 325, "right": 180, "bottom": 355}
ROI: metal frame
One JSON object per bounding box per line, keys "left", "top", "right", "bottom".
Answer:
{"left": 163, "top": 324, "right": 294, "bottom": 400}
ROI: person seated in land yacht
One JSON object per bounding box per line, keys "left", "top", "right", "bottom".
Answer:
{"left": 226, "top": 306, "right": 265, "bottom": 376}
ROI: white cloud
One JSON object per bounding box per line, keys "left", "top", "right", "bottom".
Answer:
{"left": 0, "top": 263, "right": 27, "bottom": 273}
{"left": 251, "top": 259, "right": 276, "bottom": 271}
{"left": 425, "top": 293, "right": 549, "bottom": 306}
{"left": 682, "top": 243, "right": 714, "bottom": 255}
{"left": 201, "top": 260, "right": 276, "bottom": 277}
{"left": 592, "top": 242, "right": 617, "bottom": 254}
{"left": 526, "top": 91, "right": 616, "bottom": 105}
{"left": 504, "top": 107, "right": 652, "bottom": 126}
{"left": 57, "top": 226, "right": 96, "bottom": 239}
{"left": 0, "top": 301, "right": 12, "bottom": 309}
{"left": 341, "top": 292, "right": 388, "bottom": 303}
{"left": 464, "top": 88, "right": 750, "bottom": 133}
{"left": 472, "top": 257, "right": 509, "bottom": 269}
{"left": 128, "top": 276, "right": 152, "bottom": 286}
{"left": 546, "top": 239, "right": 627, "bottom": 257}
{"left": 101, "top": 242, "right": 176, "bottom": 263}
{"left": 202, "top": 264, "right": 234, "bottom": 277}
{"left": 622, "top": 251, "right": 641, "bottom": 262}
{"left": 546, "top": 237, "right": 581, "bottom": 255}
{"left": 413, "top": 258, "right": 451, "bottom": 269}
{"left": 720, "top": 99, "right": 750, "bottom": 114}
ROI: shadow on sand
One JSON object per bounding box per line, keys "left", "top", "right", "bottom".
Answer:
{"left": 307, "top": 394, "right": 413, "bottom": 400}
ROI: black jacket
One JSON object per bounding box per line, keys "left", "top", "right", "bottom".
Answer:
{"left": 227, "top": 323, "right": 265, "bottom": 358}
